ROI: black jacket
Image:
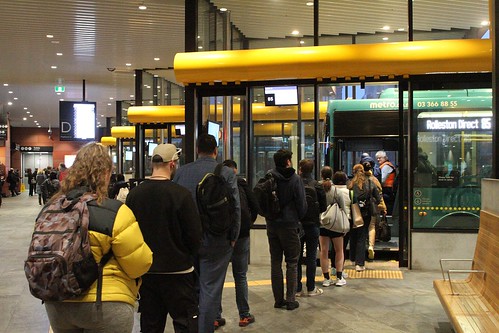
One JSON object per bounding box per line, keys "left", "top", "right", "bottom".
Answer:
{"left": 237, "top": 177, "right": 259, "bottom": 239}
{"left": 266, "top": 167, "right": 307, "bottom": 229}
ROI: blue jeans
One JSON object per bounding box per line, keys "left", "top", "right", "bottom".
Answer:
{"left": 297, "top": 225, "right": 320, "bottom": 292}
{"left": 198, "top": 236, "right": 233, "bottom": 333}
{"left": 232, "top": 236, "right": 250, "bottom": 317}
{"left": 267, "top": 226, "right": 301, "bottom": 304}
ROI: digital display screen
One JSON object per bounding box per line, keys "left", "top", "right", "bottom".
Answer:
{"left": 59, "top": 101, "right": 96, "bottom": 141}
{"left": 208, "top": 121, "right": 221, "bottom": 146}
{"left": 264, "top": 86, "right": 298, "bottom": 106}
{"left": 148, "top": 143, "right": 158, "bottom": 156}
{"left": 175, "top": 124, "right": 185, "bottom": 136}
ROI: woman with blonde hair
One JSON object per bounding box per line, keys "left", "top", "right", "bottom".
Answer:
{"left": 348, "top": 164, "right": 381, "bottom": 272}
{"left": 43, "top": 142, "right": 153, "bottom": 333}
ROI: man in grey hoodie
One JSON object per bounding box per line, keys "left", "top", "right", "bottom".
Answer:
{"left": 265, "top": 149, "right": 307, "bottom": 311}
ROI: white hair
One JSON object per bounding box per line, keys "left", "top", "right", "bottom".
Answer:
{"left": 375, "top": 150, "right": 387, "bottom": 159}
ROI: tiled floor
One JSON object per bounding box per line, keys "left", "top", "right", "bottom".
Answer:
{"left": 0, "top": 193, "right": 454, "bottom": 333}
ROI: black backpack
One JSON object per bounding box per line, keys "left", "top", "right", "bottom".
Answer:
{"left": 253, "top": 172, "right": 281, "bottom": 220}
{"left": 301, "top": 179, "right": 326, "bottom": 226}
{"left": 196, "top": 164, "right": 236, "bottom": 235}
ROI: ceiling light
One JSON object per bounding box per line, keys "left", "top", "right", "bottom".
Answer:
{"left": 46, "top": 34, "right": 54, "bottom": 38}
{"left": 56, "top": 53, "right": 63, "bottom": 56}
{"left": 59, "top": 99, "right": 64, "bottom": 101}
{"left": 14, "top": 97, "right": 18, "bottom": 100}
{"left": 3, "top": 83, "right": 8, "bottom": 86}
{"left": 51, "top": 41, "right": 59, "bottom": 44}
{"left": 130, "top": 94, "right": 134, "bottom": 98}
{"left": 8, "top": 102, "right": 13, "bottom": 105}
{"left": 51, "top": 65, "right": 57, "bottom": 69}
{"left": 383, "top": 37, "right": 389, "bottom": 41}
{"left": 109, "top": 97, "right": 114, "bottom": 100}
{"left": 397, "top": 28, "right": 405, "bottom": 31}
{"left": 138, "top": 2, "right": 147, "bottom": 10}
{"left": 24, "top": 108, "right": 28, "bottom": 110}
{"left": 300, "top": 40, "right": 305, "bottom": 44}
{"left": 125, "top": 63, "right": 132, "bottom": 67}
{"left": 8, "top": 91, "right": 13, "bottom": 94}
{"left": 101, "top": 115, "right": 104, "bottom": 117}
{"left": 56, "top": 93, "right": 61, "bottom": 95}
{"left": 154, "top": 57, "right": 160, "bottom": 61}
{"left": 198, "top": 46, "right": 203, "bottom": 49}
{"left": 291, "top": 30, "right": 300, "bottom": 35}
{"left": 26, "top": 111, "right": 30, "bottom": 113}
{"left": 306, "top": 2, "right": 313, "bottom": 6}
{"left": 220, "top": 8, "right": 227, "bottom": 12}
{"left": 107, "top": 103, "right": 112, "bottom": 106}
{"left": 382, "top": 26, "right": 390, "bottom": 30}
{"left": 23, "top": 117, "right": 27, "bottom": 121}
{"left": 29, "top": 115, "right": 33, "bottom": 117}
{"left": 481, "top": 20, "right": 490, "bottom": 26}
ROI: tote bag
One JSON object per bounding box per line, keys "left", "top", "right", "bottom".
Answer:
{"left": 320, "top": 187, "right": 350, "bottom": 234}
{"left": 350, "top": 190, "right": 364, "bottom": 228}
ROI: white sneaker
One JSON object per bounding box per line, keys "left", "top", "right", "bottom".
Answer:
{"left": 322, "top": 279, "right": 332, "bottom": 287}
{"left": 356, "top": 265, "right": 366, "bottom": 272}
{"left": 335, "top": 277, "right": 347, "bottom": 286}
{"left": 307, "top": 287, "right": 324, "bottom": 296}
{"left": 295, "top": 290, "right": 305, "bottom": 297}
{"left": 368, "top": 246, "right": 375, "bottom": 260}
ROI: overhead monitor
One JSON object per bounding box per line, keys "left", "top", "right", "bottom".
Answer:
{"left": 59, "top": 101, "right": 96, "bottom": 141}
{"left": 264, "top": 86, "right": 299, "bottom": 106}
{"left": 148, "top": 143, "right": 158, "bottom": 156}
{"left": 175, "top": 124, "right": 185, "bottom": 136}
{"left": 208, "top": 121, "right": 221, "bottom": 146}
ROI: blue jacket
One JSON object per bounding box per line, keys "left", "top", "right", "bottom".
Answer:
{"left": 265, "top": 167, "right": 307, "bottom": 229}
{"left": 173, "top": 155, "right": 241, "bottom": 243}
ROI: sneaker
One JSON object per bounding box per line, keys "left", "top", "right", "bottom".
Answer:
{"left": 274, "top": 300, "right": 287, "bottom": 309}
{"left": 295, "top": 290, "right": 306, "bottom": 297}
{"left": 286, "top": 300, "right": 300, "bottom": 311}
{"left": 368, "top": 246, "right": 375, "bottom": 260}
{"left": 307, "top": 287, "right": 323, "bottom": 297}
{"left": 335, "top": 277, "right": 347, "bottom": 286}
{"left": 355, "top": 265, "right": 366, "bottom": 272}
{"left": 214, "top": 318, "right": 226, "bottom": 330}
{"left": 322, "top": 279, "right": 332, "bottom": 287}
{"left": 239, "top": 314, "right": 255, "bottom": 327}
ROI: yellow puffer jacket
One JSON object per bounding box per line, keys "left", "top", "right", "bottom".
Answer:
{"left": 70, "top": 199, "right": 153, "bottom": 305}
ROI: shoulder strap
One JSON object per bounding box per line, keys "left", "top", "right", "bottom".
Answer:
{"left": 214, "top": 163, "right": 224, "bottom": 177}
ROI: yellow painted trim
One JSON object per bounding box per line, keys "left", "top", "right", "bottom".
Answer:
{"left": 174, "top": 39, "right": 491, "bottom": 84}
{"left": 128, "top": 105, "right": 185, "bottom": 124}
{"left": 100, "top": 136, "right": 116, "bottom": 146}
{"left": 111, "top": 126, "right": 135, "bottom": 139}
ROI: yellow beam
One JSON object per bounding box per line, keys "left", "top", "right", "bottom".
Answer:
{"left": 128, "top": 105, "right": 185, "bottom": 124}
{"left": 174, "top": 39, "right": 491, "bottom": 84}
{"left": 100, "top": 136, "right": 116, "bottom": 146}
{"left": 111, "top": 126, "right": 135, "bottom": 139}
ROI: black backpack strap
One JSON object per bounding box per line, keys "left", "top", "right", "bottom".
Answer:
{"left": 96, "top": 249, "right": 113, "bottom": 309}
{"left": 214, "top": 163, "right": 224, "bottom": 176}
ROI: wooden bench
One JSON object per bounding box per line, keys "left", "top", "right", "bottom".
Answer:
{"left": 433, "top": 210, "right": 499, "bottom": 333}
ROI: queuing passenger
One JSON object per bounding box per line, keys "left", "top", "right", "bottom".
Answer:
{"left": 319, "top": 171, "right": 351, "bottom": 287}
{"left": 348, "top": 164, "right": 381, "bottom": 272}
{"left": 173, "top": 134, "right": 241, "bottom": 333}
{"left": 126, "top": 143, "right": 202, "bottom": 333}
{"left": 57, "top": 163, "right": 68, "bottom": 182}
{"left": 264, "top": 149, "right": 307, "bottom": 311}
{"left": 296, "top": 159, "right": 326, "bottom": 297}
{"left": 35, "top": 169, "right": 46, "bottom": 205}
{"left": 217, "top": 159, "right": 259, "bottom": 327}
{"left": 361, "top": 161, "right": 387, "bottom": 260}
{"left": 109, "top": 173, "right": 128, "bottom": 199}
{"left": 41, "top": 171, "right": 60, "bottom": 204}
{"left": 360, "top": 152, "right": 380, "bottom": 180}
{"left": 43, "top": 142, "right": 153, "bottom": 332}
{"left": 26, "top": 168, "right": 35, "bottom": 196}
{"left": 375, "top": 151, "right": 396, "bottom": 214}
{"left": 7, "top": 169, "right": 19, "bottom": 197}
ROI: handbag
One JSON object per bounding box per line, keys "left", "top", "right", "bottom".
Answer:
{"left": 350, "top": 189, "right": 364, "bottom": 228}
{"left": 376, "top": 214, "right": 391, "bottom": 241}
{"left": 320, "top": 187, "right": 350, "bottom": 234}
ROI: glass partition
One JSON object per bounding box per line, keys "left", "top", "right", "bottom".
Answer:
{"left": 412, "top": 88, "right": 492, "bottom": 230}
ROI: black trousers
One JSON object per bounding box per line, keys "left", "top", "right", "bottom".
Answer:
{"left": 139, "top": 272, "right": 198, "bottom": 333}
